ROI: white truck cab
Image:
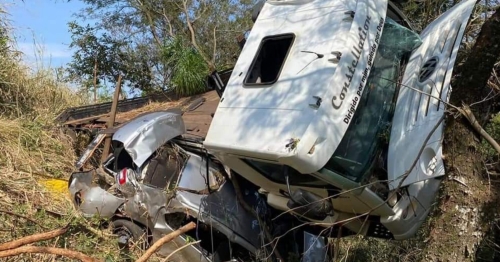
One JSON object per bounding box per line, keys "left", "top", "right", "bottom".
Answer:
{"left": 204, "top": 0, "right": 476, "bottom": 240}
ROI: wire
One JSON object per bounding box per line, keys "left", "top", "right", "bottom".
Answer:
{"left": 202, "top": 148, "right": 216, "bottom": 260}
{"left": 284, "top": 167, "right": 297, "bottom": 204}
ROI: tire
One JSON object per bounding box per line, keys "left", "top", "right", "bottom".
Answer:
{"left": 112, "top": 219, "right": 149, "bottom": 250}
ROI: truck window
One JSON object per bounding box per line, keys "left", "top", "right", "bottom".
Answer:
{"left": 244, "top": 34, "right": 295, "bottom": 85}
{"left": 322, "top": 18, "right": 422, "bottom": 182}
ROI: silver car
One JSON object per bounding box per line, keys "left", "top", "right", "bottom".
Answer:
{"left": 69, "top": 110, "right": 331, "bottom": 262}
{"left": 68, "top": 110, "right": 271, "bottom": 261}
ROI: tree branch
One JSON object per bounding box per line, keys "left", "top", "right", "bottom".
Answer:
{"left": 212, "top": 25, "right": 217, "bottom": 67}
{"left": 181, "top": 0, "right": 215, "bottom": 71}
{"left": 458, "top": 104, "right": 500, "bottom": 155}
{"left": 134, "top": 0, "right": 162, "bottom": 47}
{"left": 0, "top": 246, "right": 98, "bottom": 262}
{"left": 136, "top": 222, "right": 196, "bottom": 262}
{"left": 0, "top": 210, "right": 48, "bottom": 230}
{"left": 0, "top": 227, "right": 68, "bottom": 251}
{"left": 161, "top": 240, "right": 201, "bottom": 262}
{"left": 161, "top": 7, "right": 174, "bottom": 37}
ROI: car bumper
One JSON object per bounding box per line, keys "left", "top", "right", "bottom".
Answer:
{"left": 68, "top": 170, "right": 211, "bottom": 262}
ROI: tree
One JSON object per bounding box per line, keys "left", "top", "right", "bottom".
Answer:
{"left": 430, "top": 5, "right": 500, "bottom": 259}
{"left": 67, "top": 0, "right": 256, "bottom": 96}
{"left": 66, "top": 22, "right": 157, "bottom": 100}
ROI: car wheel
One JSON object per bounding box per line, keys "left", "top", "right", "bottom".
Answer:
{"left": 112, "top": 219, "right": 149, "bottom": 250}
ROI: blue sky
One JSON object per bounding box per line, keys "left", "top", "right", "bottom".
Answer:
{"left": 7, "top": 0, "right": 87, "bottom": 68}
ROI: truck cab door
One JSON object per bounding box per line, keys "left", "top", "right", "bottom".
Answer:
{"left": 388, "top": 0, "right": 476, "bottom": 189}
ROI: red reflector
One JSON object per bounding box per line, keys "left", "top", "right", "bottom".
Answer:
{"left": 118, "top": 169, "right": 127, "bottom": 185}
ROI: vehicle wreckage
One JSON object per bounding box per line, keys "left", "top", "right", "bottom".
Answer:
{"left": 204, "top": 0, "right": 476, "bottom": 241}
{"left": 69, "top": 109, "right": 330, "bottom": 261}
{"left": 69, "top": 0, "right": 477, "bottom": 261}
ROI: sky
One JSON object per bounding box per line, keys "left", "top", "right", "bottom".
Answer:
{"left": 3, "top": 0, "right": 136, "bottom": 97}
{"left": 6, "top": 0, "right": 88, "bottom": 68}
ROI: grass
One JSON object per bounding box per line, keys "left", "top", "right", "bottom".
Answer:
{"left": 0, "top": 3, "right": 498, "bottom": 262}
{"left": 0, "top": 19, "right": 168, "bottom": 261}
{"left": 0, "top": 13, "right": 130, "bottom": 260}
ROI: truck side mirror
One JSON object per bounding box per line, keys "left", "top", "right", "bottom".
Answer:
{"left": 206, "top": 69, "right": 233, "bottom": 98}
{"left": 252, "top": 0, "right": 265, "bottom": 23}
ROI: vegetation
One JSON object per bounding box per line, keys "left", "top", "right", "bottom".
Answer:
{"left": 66, "top": 0, "right": 256, "bottom": 96}
{"left": 0, "top": 5, "right": 130, "bottom": 261}
{"left": 2, "top": 0, "right": 500, "bottom": 261}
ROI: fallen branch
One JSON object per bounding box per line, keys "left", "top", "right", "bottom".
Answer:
{"left": 458, "top": 104, "right": 500, "bottom": 155}
{"left": 162, "top": 240, "right": 201, "bottom": 262}
{"left": 0, "top": 246, "right": 99, "bottom": 262}
{"left": 0, "top": 209, "right": 48, "bottom": 230}
{"left": 136, "top": 222, "right": 196, "bottom": 262}
{"left": 0, "top": 226, "right": 68, "bottom": 251}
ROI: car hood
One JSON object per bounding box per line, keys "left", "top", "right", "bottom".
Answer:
{"left": 112, "top": 109, "right": 185, "bottom": 167}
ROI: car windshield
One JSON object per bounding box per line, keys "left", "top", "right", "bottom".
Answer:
{"left": 322, "top": 18, "right": 422, "bottom": 182}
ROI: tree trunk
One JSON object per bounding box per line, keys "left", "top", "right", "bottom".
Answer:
{"left": 452, "top": 8, "right": 500, "bottom": 108}
{"left": 424, "top": 8, "right": 500, "bottom": 261}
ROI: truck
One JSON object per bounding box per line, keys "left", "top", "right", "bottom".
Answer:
{"left": 204, "top": 0, "right": 476, "bottom": 240}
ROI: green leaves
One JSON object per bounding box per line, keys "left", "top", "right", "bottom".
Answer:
{"left": 163, "top": 37, "right": 208, "bottom": 96}
{"left": 66, "top": 22, "right": 155, "bottom": 96}
{"left": 66, "top": 0, "right": 257, "bottom": 96}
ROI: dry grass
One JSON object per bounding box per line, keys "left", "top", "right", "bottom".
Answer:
{"left": 0, "top": 59, "right": 84, "bottom": 120}
{"left": 0, "top": 118, "right": 75, "bottom": 175}
{"left": 0, "top": 12, "right": 130, "bottom": 259}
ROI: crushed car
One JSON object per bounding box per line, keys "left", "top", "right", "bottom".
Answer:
{"left": 69, "top": 109, "right": 331, "bottom": 262}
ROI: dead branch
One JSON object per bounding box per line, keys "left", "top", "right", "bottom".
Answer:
{"left": 136, "top": 222, "right": 196, "bottom": 262}
{"left": 0, "top": 209, "right": 48, "bottom": 230}
{"left": 161, "top": 240, "right": 201, "bottom": 262}
{"left": 82, "top": 220, "right": 115, "bottom": 239}
{"left": 380, "top": 75, "right": 500, "bottom": 160}
{"left": 0, "top": 246, "right": 99, "bottom": 262}
{"left": 457, "top": 104, "right": 500, "bottom": 155}
{"left": 0, "top": 226, "right": 68, "bottom": 251}
{"left": 379, "top": 76, "right": 459, "bottom": 111}
{"left": 161, "top": 7, "right": 174, "bottom": 37}
{"left": 271, "top": 178, "right": 390, "bottom": 221}
{"left": 230, "top": 175, "right": 284, "bottom": 262}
